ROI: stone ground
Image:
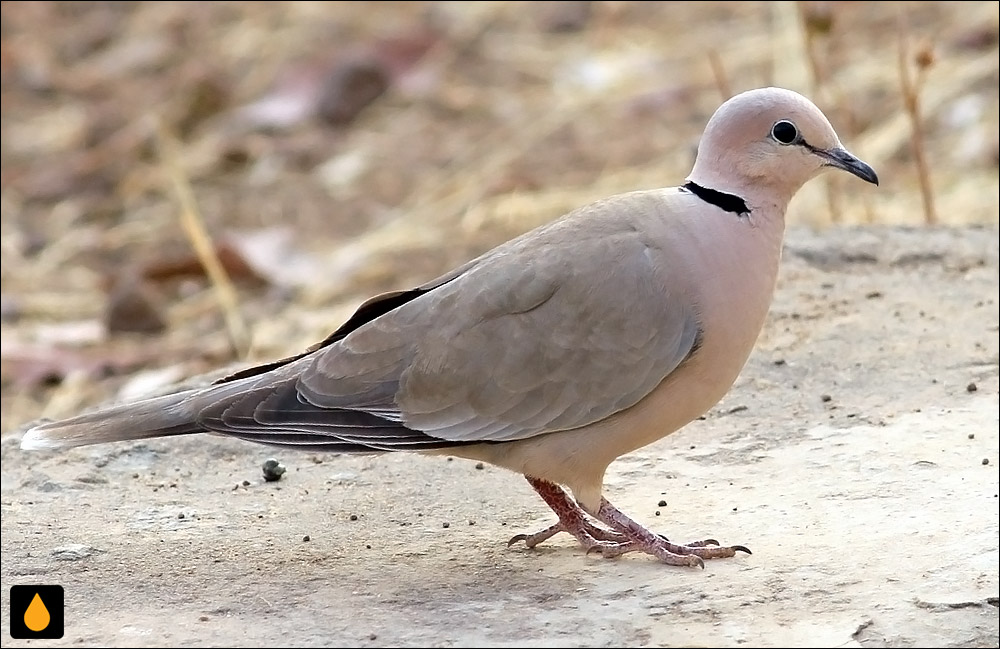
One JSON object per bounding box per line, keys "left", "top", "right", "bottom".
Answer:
{"left": 1, "top": 226, "right": 997, "bottom": 647}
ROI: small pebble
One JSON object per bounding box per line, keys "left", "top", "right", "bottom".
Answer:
{"left": 369, "top": 634, "right": 378, "bottom": 641}
{"left": 983, "top": 458, "right": 990, "bottom": 465}
{"left": 969, "top": 433, "right": 975, "bottom": 439}
{"left": 262, "top": 458, "right": 286, "bottom": 482}
{"left": 821, "top": 394, "right": 832, "bottom": 403}
{"left": 242, "top": 480, "right": 251, "bottom": 486}
{"left": 51, "top": 544, "right": 98, "bottom": 561}
{"left": 475, "top": 462, "right": 485, "bottom": 470}
{"left": 468, "top": 520, "right": 476, "bottom": 526}
{"left": 654, "top": 510, "right": 661, "bottom": 516}
{"left": 966, "top": 382, "right": 978, "bottom": 393}
{"left": 657, "top": 500, "right": 667, "bottom": 507}
{"left": 177, "top": 512, "right": 185, "bottom": 519}
{"left": 366, "top": 544, "right": 372, "bottom": 549}
{"left": 303, "top": 535, "right": 310, "bottom": 542}
{"left": 349, "top": 514, "right": 358, "bottom": 521}
{"left": 199, "top": 616, "right": 209, "bottom": 622}
{"left": 442, "top": 521, "right": 450, "bottom": 528}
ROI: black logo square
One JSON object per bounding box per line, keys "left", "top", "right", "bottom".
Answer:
{"left": 9, "top": 585, "right": 64, "bottom": 639}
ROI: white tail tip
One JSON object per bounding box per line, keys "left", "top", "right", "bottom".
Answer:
{"left": 20, "top": 425, "right": 62, "bottom": 450}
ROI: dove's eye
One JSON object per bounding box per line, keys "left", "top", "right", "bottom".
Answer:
{"left": 771, "top": 120, "right": 799, "bottom": 145}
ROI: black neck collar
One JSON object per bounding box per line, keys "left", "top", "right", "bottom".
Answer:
{"left": 683, "top": 182, "right": 749, "bottom": 216}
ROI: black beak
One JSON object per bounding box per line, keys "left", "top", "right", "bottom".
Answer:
{"left": 816, "top": 147, "right": 879, "bottom": 186}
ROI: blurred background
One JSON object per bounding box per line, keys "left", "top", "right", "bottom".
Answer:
{"left": 1, "top": 1, "right": 997, "bottom": 432}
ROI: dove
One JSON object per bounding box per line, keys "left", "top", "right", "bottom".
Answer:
{"left": 21, "top": 87, "right": 877, "bottom": 567}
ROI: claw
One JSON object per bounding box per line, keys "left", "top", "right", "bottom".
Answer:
{"left": 684, "top": 538, "right": 721, "bottom": 548}
{"left": 732, "top": 545, "right": 752, "bottom": 555}
{"left": 507, "top": 534, "right": 528, "bottom": 547}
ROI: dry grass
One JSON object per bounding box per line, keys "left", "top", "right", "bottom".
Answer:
{"left": 1, "top": 1, "right": 997, "bottom": 431}
{"left": 155, "top": 118, "right": 251, "bottom": 358}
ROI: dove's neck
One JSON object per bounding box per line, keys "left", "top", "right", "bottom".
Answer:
{"left": 682, "top": 181, "right": 749, "bottom": 216}
{"left": 687, "top": 156, "right": 802, "bottom": 217}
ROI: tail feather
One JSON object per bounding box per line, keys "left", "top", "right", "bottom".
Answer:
{"left": 20, "top": 389, "right": 204, "bottom": 450}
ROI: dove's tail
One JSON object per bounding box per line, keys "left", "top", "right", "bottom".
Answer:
{"left": 20, "top": 389, "right": 205, "bottom": 450}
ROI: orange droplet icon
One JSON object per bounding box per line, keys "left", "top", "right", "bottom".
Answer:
{"left": 24, "top": 592, "right": 51, "bottom": 632}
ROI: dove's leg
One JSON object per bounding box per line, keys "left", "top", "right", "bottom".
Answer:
{"left": 507, "top": 477, "right": 627, "bottom": 549}
{"left": 589, "top": 497, "right": 751, "bottom": 568}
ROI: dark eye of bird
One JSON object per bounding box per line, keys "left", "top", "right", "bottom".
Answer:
{"left": 771, "top": 120, "right": 798, "bottom": 145}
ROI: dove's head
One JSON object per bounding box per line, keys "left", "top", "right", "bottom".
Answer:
{"left": 688, "top": 87, "right": 877, "bottom": 207}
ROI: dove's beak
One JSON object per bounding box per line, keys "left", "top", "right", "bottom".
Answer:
{"left": 816, "top": 147, "right": 879, "bottom": 186}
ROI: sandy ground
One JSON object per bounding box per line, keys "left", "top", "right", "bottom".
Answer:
{"left": 1, "top": 225, "right": 997, "bottom": 648}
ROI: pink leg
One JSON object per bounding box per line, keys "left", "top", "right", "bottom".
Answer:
{"left": 507, "top": 477, "right": 626, "bottom": 549}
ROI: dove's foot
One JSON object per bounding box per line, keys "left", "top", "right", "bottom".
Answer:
{"left": 511, "top": 477, "right": 750, "bottom": 567}
{"left": 587, "top": 497, "right": 751, "bottom": 567}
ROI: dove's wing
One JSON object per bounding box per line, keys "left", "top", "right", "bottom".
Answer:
{"left": 197, "top": 191, "right": 701, "bottom": 450}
